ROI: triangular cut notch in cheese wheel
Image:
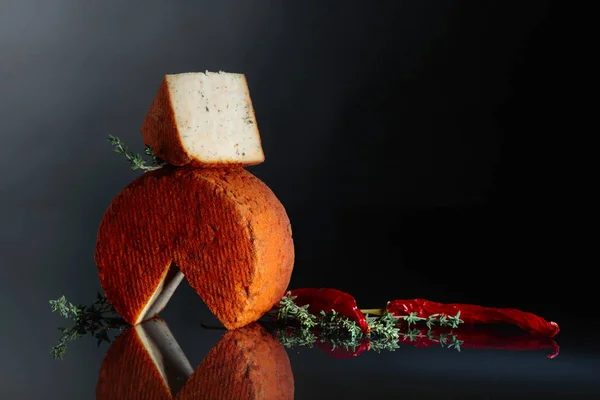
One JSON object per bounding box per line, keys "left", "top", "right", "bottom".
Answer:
{"left": 137, "top": 264, "right": 184, "bottom": 324}
{"left": 141, "top": 71, "right": 265, "bottom": 167}
{"left": 95, "top": 166, "right": 294, "bottom": 329}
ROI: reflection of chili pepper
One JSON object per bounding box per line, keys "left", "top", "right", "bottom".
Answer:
{"left": 454, "top": 326, "right": 560, "bottom": 359}
{"left": 400, "top": 326, "right": 560, "bottom": 359}
{"left": 309, "top": 327, "right": 558, "bottom": 360}
{"left": 314, "top": 338, "right": 371, "bottom": 359}
{"left": 288, "top": 288, "right": 370, "bottom": 334}
{"left": 386, "top": 299, "right": 559, "bottom": 337}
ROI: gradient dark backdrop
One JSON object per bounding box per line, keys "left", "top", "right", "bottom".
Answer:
{"left": 1, "top": 1, "right": 590, "bottom": 398}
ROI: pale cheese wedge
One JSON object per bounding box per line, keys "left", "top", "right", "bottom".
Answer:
{"left": 141, "top": 71, "right": 265, "bottom": 167}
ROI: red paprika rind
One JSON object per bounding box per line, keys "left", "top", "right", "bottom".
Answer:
{"left": 387, "top": 299, "right": 560, "bottom": 337}
{"left": 288, "top": 288, "right": 370, "bottom": 334}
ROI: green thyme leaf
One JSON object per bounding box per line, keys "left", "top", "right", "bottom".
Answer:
{"left": 50, "top": 293, "right": 127, "bottom": 359}
{"left": 439, "top": 333, "right": 450, "bottom": 346}
{"left": 448, "top": 311, "right": 463, "bottom": 328}
{"left": 277, "top": 293, "right": 318, "bottom": 330}
{"left": 369, "top": 310, "right": 400, "bottom": 342}
{"left": 49, "top": 296, "right": 82, "bottom": 319}
{"left": 107, "top": 135, "right": 165, "bottom": 172}
{"left": 438, "top": 314, "right": 449, "bottom": 327}
{"left": 449, "top": 336, "right": 464, "bottom": 352}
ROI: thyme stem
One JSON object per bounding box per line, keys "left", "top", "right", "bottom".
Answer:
{"left": 107, "top": 135, "right": 165, "bottom": 172}
{"left": 49, "top": 293, "right": 126, "bottom": 359}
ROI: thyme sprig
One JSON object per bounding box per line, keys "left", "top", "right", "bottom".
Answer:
{"left": 107, "top": 135, "right": 165, "bottom": 172}
{"left": 319, "top": 309, "right": 364, "bottom": 342}
{"left": 276, "top": 294, "right": 318, "bottom": 329}
{"left": 49, "top": 293, "right": 126, "bottom": 359}
{"left": 365, "top": 312, "right": 402, "bottom": 352}
{"left": 49, "top": 292, "right": 464, "bottom": 359}
{"left": 274, "top": 295, "right": 463, "bottom": 354}
{"left": 397, "top": 311, "right": 464, "bottom": 329}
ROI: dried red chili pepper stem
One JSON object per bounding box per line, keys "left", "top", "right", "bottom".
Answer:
{"left": 362, "top": 299, "right": 559, "bottom": 337}
{"left": 360, "top": 308, "right": 384, "bottom": 316}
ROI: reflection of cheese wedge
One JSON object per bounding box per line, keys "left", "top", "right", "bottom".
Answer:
{"left": 96, "top": 320, "right": 294, "bottom": 399}
{"left": 136, "top": 320, "right": 194, "bottom": 395}
{"left": 95, "top": 166, "right": 294, "bottom": 328}
{"left": 141, "top": 71, "right": 265, "bottom": 167}
{"left": 96, "top": 318, "right": 193, "bottom": 399}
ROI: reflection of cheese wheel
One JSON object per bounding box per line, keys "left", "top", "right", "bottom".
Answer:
{"left": 95, "top": 166, "right": 294, "bottom": 329}
{"left": 141, "top": 71, "right": 265, "bottom": 167}
{"left": 96, "top": 318, "right": 192, "bottom": 399}
{"left": 179, "top": 323, "right": 294, "bottom": 400}
{"left": 96, "top": 320, "right": 294, "bottom": 400}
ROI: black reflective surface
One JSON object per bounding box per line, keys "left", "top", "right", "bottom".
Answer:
{"left": 36, "top": 283, "right": 600, "bottom": 399}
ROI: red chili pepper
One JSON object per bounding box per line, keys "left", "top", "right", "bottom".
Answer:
{"left": 288, "top": 288, "right": 370, "bottom": 334}
{"left": 399, "top": 326, "right": 560, "bottom": 359}
{"left": 386, "top": 299, "right": 560, "bottom": 337}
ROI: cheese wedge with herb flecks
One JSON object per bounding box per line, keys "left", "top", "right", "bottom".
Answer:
{"left": 141, "top": 71, "right": 265, "bottom": 167}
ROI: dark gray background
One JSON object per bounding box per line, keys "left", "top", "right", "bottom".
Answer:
{"left": 1, "top": 1, "right": 593, "bottom": 398}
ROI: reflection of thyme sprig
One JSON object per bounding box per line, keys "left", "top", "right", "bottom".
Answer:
{"left": 278, "top": 328, "right": 318, "bottom": 348}
{"left": 277, "top": 324, "right": 460, "bottom": 354}
{"left": 107, "top": 135, "right": 165, "bottom": 172}
{"left": 49, "top": 293, "right": 126, "bottom": 359}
